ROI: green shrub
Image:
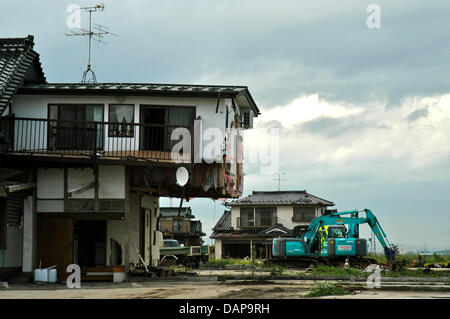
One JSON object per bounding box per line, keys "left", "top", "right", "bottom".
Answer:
{"left": 311, "top": 265, "right": 366, "bottom": 277}
{"left": 269, "top": 265, "right": 285, "bottom": 276}
{"left": 305, "top": 281, "right": 351, "bottom": 297}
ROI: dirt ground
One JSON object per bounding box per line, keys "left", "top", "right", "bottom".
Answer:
{"left": 1, "top": 278, "right": 449, "bottom": 299}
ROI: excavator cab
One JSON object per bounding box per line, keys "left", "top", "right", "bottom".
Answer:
{"left": 327, "top": 225, "right": 347, "bottom": 239}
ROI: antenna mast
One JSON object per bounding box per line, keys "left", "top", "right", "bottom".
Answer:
{"left": 66, "top": 3, "right": 118, "bottom": 83}
{"left": 273, "top": 172, "right": 286, "bottom": 192}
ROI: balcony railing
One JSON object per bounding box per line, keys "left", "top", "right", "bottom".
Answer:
{"left": 237, "top": 216, "right": 277, "bottom": 229}
{"left": 0, "top": 116, "right": 194, "bottom": 163}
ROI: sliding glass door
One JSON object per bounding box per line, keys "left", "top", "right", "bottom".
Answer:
{"left": 49, "top": 104, "right": 103, "bottom": 151}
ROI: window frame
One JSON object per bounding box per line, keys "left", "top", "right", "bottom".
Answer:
{"left": 293, "top": 206, "right": 316, "bottom": 222}
{"left": 139, "top": 105, "right": 196, "bottom": 151}
{"left": 108, "top": 104, "right": 135, "bottom": 138}
{"left": 47, "top": 103, "right": 105, "bottom": 150}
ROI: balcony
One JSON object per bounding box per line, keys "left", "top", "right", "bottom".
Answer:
{"left": 236, "top": 216, "right": 277, "bottom": 229}
{"left": 0, "top": 116, "right": 193, "bottom": 163}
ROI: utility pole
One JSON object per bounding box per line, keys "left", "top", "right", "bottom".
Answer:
{"left": 66, "top": 3, "right": 118, "bottom": 83}
{"left": 370, "top": 231, "right": 377, "bottom": 254}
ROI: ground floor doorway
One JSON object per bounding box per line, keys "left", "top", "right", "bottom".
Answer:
{"left": 73, "top": 221, "right": 106, "bottom": 268}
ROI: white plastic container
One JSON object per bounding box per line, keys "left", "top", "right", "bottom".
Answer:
{"left": 48, "top": 269, "right": 58, "bottom": 283}
{"left": 34, "top": 269, "right": 48, "bottom": 283}
{"left": 34, "top": 266, "right": 57, "bottom": 283}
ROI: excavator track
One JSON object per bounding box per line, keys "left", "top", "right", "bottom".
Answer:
{"left": 266, "top": 256, "right": 379, "bottom": 269}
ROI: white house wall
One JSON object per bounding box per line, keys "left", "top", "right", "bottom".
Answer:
{"left": 275, "top": 206, "right": 295, "bottom": 229}
{"left": 68, "top": 168, "right": 95, "bottom": 199}
{"left": 36, "top": 165, "right": 125, "bottom": 212}
{"left": 12, "top": 95, "right": 237, "bottom": 161}
{"left": 106, "top": 193, "right": 160, "bottom": 268}
{"left": 141, "top": 195, "right": 160, "bottom": 267}
{"left": 231, "top": 206, "right": 323, "bottom": 230}
{"left": 98, "top": 165, "right": 125, "bottom": 199}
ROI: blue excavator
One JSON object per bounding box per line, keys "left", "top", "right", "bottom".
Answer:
{"left": 271, "top": 209, "right": 397, "bottom": 267}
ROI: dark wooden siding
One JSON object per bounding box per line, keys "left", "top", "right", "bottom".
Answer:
{"left": 6, "top": 192, "right": 23, "bottom": 227}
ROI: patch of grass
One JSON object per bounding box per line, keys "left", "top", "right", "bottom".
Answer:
{"left": 367, "top": 253, "right": 450, "bottom": 266}
{"left": 203, "top": 258, "right": 266, "bottom": 269}
{"left": 203, "top": 259, "right": 230, "bottom": 269}
{"left": 304, "top": 281, "right": 351, "bottom": 298}
{"left": 311, "top": 265, "right": 367, "bottom": 277}
{"left": 385, "top": 268, "right": 449, "bottom": 277}
{"left": 269, "top": 265, "right": 285, "bottom": 276}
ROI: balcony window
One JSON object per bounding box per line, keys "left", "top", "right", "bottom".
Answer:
{"left": 239, "top": 207, "right": 276, "bottom": 227}
{"left": 293, "top": 207, "right": 316, "bottom": 222}
{"left": 108, "top": 104, "right": 134, "bottom": 137}
{"left": 48, "top": 104, "right": 103, "bottom": 150}
{"left": 255, "top": 207, "right": 276, "bottom": 226}
{"left": 140, "top": 105, "right": 194, "bottom": 151}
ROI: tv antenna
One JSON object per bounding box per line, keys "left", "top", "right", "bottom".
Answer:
{"left": 273, "top": 172, "right": 286, "bottom": 192}
{"left": 66, "top": 3, "right": 118, "bottom": 83}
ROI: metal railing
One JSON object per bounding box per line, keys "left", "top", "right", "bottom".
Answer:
{"left": 0, "top": 116, "right": 194, "bottom": 162}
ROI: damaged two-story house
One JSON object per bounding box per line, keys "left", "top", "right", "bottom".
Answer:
{"left": 0, "top": 35, "right": 259, "bottom": 282}
{"left": 211, "top": 190, "right": 334, "bottom": 259}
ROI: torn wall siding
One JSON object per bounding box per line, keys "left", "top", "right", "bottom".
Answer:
{"left": 106, "top": 194, "right": 160, "bottom": 268}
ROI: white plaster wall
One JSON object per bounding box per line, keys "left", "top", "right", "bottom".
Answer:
{"left": 214, "top": 239, "right": 222, "bottom": 260}
{"left": 141, "top": 195, "right": 160, "bottom": 266}
{"left": 230, "top": 207, "right": 239, "bottom": 229}
{"left": 11, "top": 94, "right": 239, "bottom": 161}
{"left": 36, "top": 165, "right": 125, "bottom": 203}
{"left": 98, "top": 165, "right": 125, "bottom": 198}
{"left": 37, "top": 168, "right": 64, "bottom": 199}
{"left": 106, "top": 194, "right": 160, "bottom": 267}
{"left": 68, "top": 168, "right": 95, "bottom": 198}
{"left": 276, "top": 206, "right": 295, "bottom": 229}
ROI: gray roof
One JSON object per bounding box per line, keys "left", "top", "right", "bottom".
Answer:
{"left": 228, "top": 190, "right": 334, "bottom": 206}
{"left": 210, "top": 211, "right": 232, "bottom": 238}
{"left": 0, "top": 35, "right": 46, "bottom": 115}
{"left": 159, "top": 207, "right": 194, "bottom": 218}
{"left": 260, "top": 223, "right": 292, "bottom": 235}
{"left": 18, "top": 82, "right": 260, "bottom": 115}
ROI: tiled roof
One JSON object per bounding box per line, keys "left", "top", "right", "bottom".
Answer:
{"left": 228, "top": 190, "right": 334, "bottom": 206}
{"left": 210, "top": 211, "right": 232, "bottom": 238}
{"left": 19, "top": 82, "right": 260, "bottom": 115}
{"left": 160, "top": 207, "right": 194, "bottom": 218}
{"left": 0, "top": 35, "right": 46, "bottom": 115}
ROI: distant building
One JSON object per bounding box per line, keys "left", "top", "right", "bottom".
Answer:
{"left": 159, "top": 207, "right": 206, "bottom": 246}
{"left": 210, "top": 190, "right": 334, "bottom": 259}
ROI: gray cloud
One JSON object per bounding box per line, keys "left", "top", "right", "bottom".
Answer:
{"left": 1, "top": 0, "right": 448, "bottom": 109}
{"left": 407, "top": 107, "right": 429, "bottom": 122}
{"left": 294, "top": 115, "right": 367, "bottom": 138}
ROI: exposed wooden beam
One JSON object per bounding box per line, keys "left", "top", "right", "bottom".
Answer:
{"left": 5, "top": 182, "right": 36, "bottom": 193}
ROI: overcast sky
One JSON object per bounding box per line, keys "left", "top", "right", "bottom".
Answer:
{"left": 2, "top": 0, "right": 449, "bottom": 250}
